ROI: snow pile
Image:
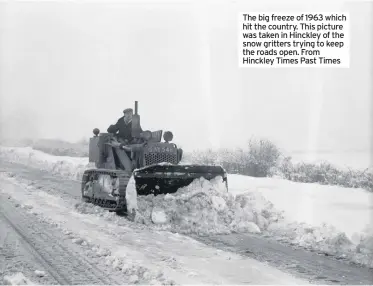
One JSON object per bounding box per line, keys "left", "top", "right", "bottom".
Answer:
{"left": 132, "top": 176, "right": 284, "bottom": 236}
{"left": 34, "top": 270, "right": 46, "bottom": 278}
{"left": 0, "top": 146, "right": 94, "bottom": 180}
{"left": 74, "top": 176, "right": 283, "bottom": 236}
{"left": 3, "top": 272, "right": 34, "bottom": 285}
{"left": 266, "top": 221, "right": 373, "bottom": 267}
{"left": 353, "top": 224, "right": 373, "bottom": 265}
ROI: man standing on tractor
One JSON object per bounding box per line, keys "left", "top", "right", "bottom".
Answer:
{"left": 107, "top": 108, "right": 143, "bottom": 144}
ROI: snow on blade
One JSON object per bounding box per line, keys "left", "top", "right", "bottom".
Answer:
{"left": 133, "top": 176, "right": 282, "bottom": 236}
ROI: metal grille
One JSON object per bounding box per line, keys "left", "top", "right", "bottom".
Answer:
{"left": 145, "top": 152, "right": 178, "bottom": 165}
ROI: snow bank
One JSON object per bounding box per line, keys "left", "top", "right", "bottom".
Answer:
{"left": 0, "top": 146, "right": 94, "bottom": 180}
{"left": 228, "top": 174, "right": 373, "bottom": 267}
{"left": 228, "top": 174, "right": 373, "bottom": 240}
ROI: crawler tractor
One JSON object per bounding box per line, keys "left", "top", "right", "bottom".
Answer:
{"left": 81, "top": 101, "right": 228, "bottom": 215}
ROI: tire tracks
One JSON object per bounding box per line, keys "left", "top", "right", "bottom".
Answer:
{"left": 0, "top": 196, "right": 124, "bottom": 285}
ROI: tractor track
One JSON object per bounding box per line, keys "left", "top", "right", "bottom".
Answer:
{"left": 0, "top": 160, "right": 372, "bottom": 285}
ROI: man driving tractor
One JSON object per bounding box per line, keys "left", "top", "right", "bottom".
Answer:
{"left": 106, "top": 108, "right": 145, "bottom": 170}
{"left": 107, "top": 108, "right": 143, "bottom": 144}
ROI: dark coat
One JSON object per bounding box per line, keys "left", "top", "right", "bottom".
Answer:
{"left": 107, "top": 117, "right": 142, "bottom": 142}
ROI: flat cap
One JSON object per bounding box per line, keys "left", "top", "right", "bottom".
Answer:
{"left": 123, "top": 108, "right": 133, "bottom": 114}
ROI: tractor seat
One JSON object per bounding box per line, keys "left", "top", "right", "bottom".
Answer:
{"left": 149, "top": 130, "right": 163, "bottom": 142}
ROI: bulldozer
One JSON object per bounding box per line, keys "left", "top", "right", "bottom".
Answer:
{"left": 81, "top": 101, "right": 228, "bottom": 215}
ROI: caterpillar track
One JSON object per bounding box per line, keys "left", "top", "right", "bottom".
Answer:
{"left": 81, "top": 169, "right": 131, "bottom": 214}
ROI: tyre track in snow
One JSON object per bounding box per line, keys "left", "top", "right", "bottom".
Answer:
{"left": 0, "top": 208, "right": 61, "bottom": 285}
{"left": 0, "top": 160, "right": 372, "bottom": 285}
{"left": 0, "top": 182, "right": 133, "bottom": 284}
{"left": 0, "top": 203, "right": 71, "bottom": 284}
{"left": 0, "top": 196, "right": 128, "bottom": 285}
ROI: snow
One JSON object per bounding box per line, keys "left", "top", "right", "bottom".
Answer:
{"left": 151, "top": 207, "right": 169, "bottom": 224}
{"left": 132, "top": 176, "right": 282, "bottom": 236}
{"left": 98, "top": 174, "right": 115, "bottom": 194}
{"left": 34, "top": 270, "right": 45, "bottom": 278}
{"left": 3, "top": 272, "right": 34, "bottom": 285}
{"left": 0, "top": 146, "right": 94, "bottom": 180}
{"left": 0, "top": 176, "right": 308, "bottom": 284}
{"left": 1, "top": 146, "right": 372, "bottom": 268}
{"left": 228, "top": 174, "right": 373, "bottom": 243}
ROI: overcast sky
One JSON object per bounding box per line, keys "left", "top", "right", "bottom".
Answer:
{"left": 0, "top": 0, "right": 371, "bottom": 156}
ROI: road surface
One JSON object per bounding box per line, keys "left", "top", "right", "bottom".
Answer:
{"left": 0, "top": 192, "right": 140, "bottom": 285}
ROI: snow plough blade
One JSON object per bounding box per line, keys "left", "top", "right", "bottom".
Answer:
{"left": 133, "top": 164, "right": 228, "bottom": 196}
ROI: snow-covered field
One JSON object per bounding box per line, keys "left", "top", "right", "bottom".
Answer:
{"left": 229, "top": 175, "right": 373, "bottom": 242}
{"left": 0, "top": 146, "right": 372, "bottom": 269}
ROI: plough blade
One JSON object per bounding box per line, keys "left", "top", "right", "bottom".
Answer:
{"left": 133, "top": 164, "right": 227, "bottom": 196}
